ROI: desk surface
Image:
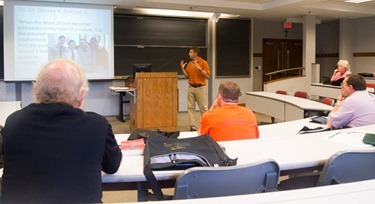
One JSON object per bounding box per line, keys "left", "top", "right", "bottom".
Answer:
{"left": 258, "top": 118, "right": 327, "bottom": 138}
{"left": 102, "top": 124, "right": 375, "bottom": 183}
{"left": 109, "top": 86, "right": 136, "bottom": 93}
{"left": 131, "top": 179, "right": 375, "bottom": 204}
{"left": 310, "top": 83, "right": 341, "bottom": 89}
{"left": 311, "top": 83, "right": 374, "bottom": 97}
{"left": 102, "top": 132, "right": 199, "bottom": 183}
{"left": 246, "top": 91, "right": 332, "bottom": 111}
{"left": 310, "top": 83, "right": 341, "bottom": 99}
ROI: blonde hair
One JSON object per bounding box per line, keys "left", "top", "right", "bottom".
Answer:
{"left": 34, "top": 59, "right": 89, "bottom": 107}
{"left": 337, "top": 59, "right": 350, "bottom": 71}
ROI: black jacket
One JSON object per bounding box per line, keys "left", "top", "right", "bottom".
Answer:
{"left": 1, "top": 103, "right": 122, "bottom": 203}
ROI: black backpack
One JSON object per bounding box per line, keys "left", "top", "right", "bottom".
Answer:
{"left": 142, "top": 131, "right": 237, "bottom": 200}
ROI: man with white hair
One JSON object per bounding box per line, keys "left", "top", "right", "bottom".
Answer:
{"left": 1, "top": 59, "right": 122, "bottom": 203}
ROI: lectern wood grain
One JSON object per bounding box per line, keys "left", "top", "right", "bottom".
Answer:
{"left": 130, "top": 72, "right": 178, "bottom": 132}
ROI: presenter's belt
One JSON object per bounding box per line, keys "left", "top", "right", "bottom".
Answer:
{"left": 189, "top": 84, "right": 204, "bottom": 88}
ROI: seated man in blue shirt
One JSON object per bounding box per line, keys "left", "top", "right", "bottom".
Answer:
{"left": 327, "top": 74, "right": 375, "bottom": 129}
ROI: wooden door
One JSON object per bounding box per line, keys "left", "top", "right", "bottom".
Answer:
{"left": 262, "top": 38, "right": 303, "bottom": 83}
{"left": 263, "top": 39, "right": 282, "bottom": 82}
{"left": 285, "top": 40, "right": 303, "bottom": 75}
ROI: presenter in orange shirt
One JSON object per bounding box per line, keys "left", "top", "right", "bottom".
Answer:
{"left": 199, "top": 81, "right": 259, "bottom": 141}
{"left": 180, "top": 47, "right": 210, "bottom": 131}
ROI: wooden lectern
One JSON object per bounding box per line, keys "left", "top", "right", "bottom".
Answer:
{"left": 130, "top": 72, "right": 178, "bottom": 132}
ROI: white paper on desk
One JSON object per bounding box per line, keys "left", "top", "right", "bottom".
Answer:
{"left": 325, "top": 131, "right": 373, "bottom": 148}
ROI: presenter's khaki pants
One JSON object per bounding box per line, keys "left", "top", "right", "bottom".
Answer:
{"left": 187, "top": 85, "right": 207, "bottom": 128}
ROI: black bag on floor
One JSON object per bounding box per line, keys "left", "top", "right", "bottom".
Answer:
{"left": 143, "top": 132, "right": 237, "bottom": 200}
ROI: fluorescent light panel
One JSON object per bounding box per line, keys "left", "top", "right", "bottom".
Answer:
{"left": 134, "top": 8, "right": 239, "bottom": 18}
{"left": 344, "top": 0, "right": 373, "bottom": 3}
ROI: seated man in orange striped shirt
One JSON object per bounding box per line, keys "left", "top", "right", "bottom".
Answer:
{"left": 199, "top": 81, "right": 259, "bottom": 141}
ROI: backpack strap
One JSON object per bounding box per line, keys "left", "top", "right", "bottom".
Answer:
{"left": 143, "top": 163, "right": 165, "bottom": 200}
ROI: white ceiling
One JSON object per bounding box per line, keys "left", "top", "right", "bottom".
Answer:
{"left": 28, "top": 0, "right": 375, "bottom": 21}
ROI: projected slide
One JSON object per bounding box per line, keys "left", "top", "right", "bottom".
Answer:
{"left": 4, "top": 1, "right": 114, "bottom": 81}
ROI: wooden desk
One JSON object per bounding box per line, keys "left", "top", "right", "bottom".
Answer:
{"left": 246, "top": 92, "right": 332, "bottom": 122}
{"left": 102, "top": 124, "right": 375, "bottom": 201}
{"left": 109, "top": 87, "right": 136, "bottom": 122}
{"left": 131, "top": 179, "right": 375, "bottom": 204}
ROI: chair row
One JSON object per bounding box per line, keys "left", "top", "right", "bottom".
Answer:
{"left": 267, "top": 90, "right": 334, "bottom": 124}
{"left": 276, "top": 90, "right": 335, "bottom": 106}
{"left": 172, "top": 149, "right": 375, "bottom": 200}
{"left": 276, "top": 90, "right": 309, "bottom": 99}
{"left": 277, "top": 90, "right": 335, "bottom": 106}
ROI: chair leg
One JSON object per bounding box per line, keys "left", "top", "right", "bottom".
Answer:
{"left": 271, "top": 117, "right": 275, "bottom": 124}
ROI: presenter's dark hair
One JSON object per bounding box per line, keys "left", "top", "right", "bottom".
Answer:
{"left": 346, "top": 74, "right": 366, "bottom": 91}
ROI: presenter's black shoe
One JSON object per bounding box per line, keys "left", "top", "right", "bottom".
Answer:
{"left": 190, "top": 126, "right": 197, "bottom": 131}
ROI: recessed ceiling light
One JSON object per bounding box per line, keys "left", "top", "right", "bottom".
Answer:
{"left": 344, "top": 0, "right": 373, "bottom": 3}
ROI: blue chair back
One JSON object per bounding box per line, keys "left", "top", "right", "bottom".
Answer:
{"left": 174, "top": 159, "right": 279, "bottom": 200}
{"left": 318, "top": 150, "right": 375, "bottom": 186}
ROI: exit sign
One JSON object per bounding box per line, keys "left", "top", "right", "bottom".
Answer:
{"left": 283, "top": 22, "right": 292, "bottom": 29}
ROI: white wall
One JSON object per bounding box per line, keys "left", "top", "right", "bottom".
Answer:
{"left": 339, "top": 19, "right": 355, "bottom": 71}
{"left": 0, "top": 80, "right": 123, "bottom": 116}
{"left": 349, "top": 16, "right": 375, "bottom": 74}
{"left": 315, "top": 17, "right": 375, "bottom": 81}
{"left": 0, "top": 81, "right": 17, "bottom": 101}
{"left": 316, "top": 20, "right": 339, "bottom": 82}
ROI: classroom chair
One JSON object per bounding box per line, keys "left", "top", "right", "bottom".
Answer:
{"left": 305, "top": 97, "right": 335, "bottom": 117}
{"left": 278, "top": 149, "right": 375, "bottom": 190}
{"left": 293, "top": 91, "right": 309, "bottom": 99}
{"left": 174, "top": 159, "right": 280, "bottom": 200}
{"left": 275, "top": 90, "right": 287, "bottom": 95}
{"left": 321, "top": 97, "right": 334, "bottom": 106}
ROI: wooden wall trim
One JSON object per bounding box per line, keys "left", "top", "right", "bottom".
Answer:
{"left": 316, "top": 53, "right": 339, "bottom": 58}
{"left": 353, "top": 52, "right": 375, "bottom": 57}
{"left": 253, "top": 53, "right": 262, "bottom": 57}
